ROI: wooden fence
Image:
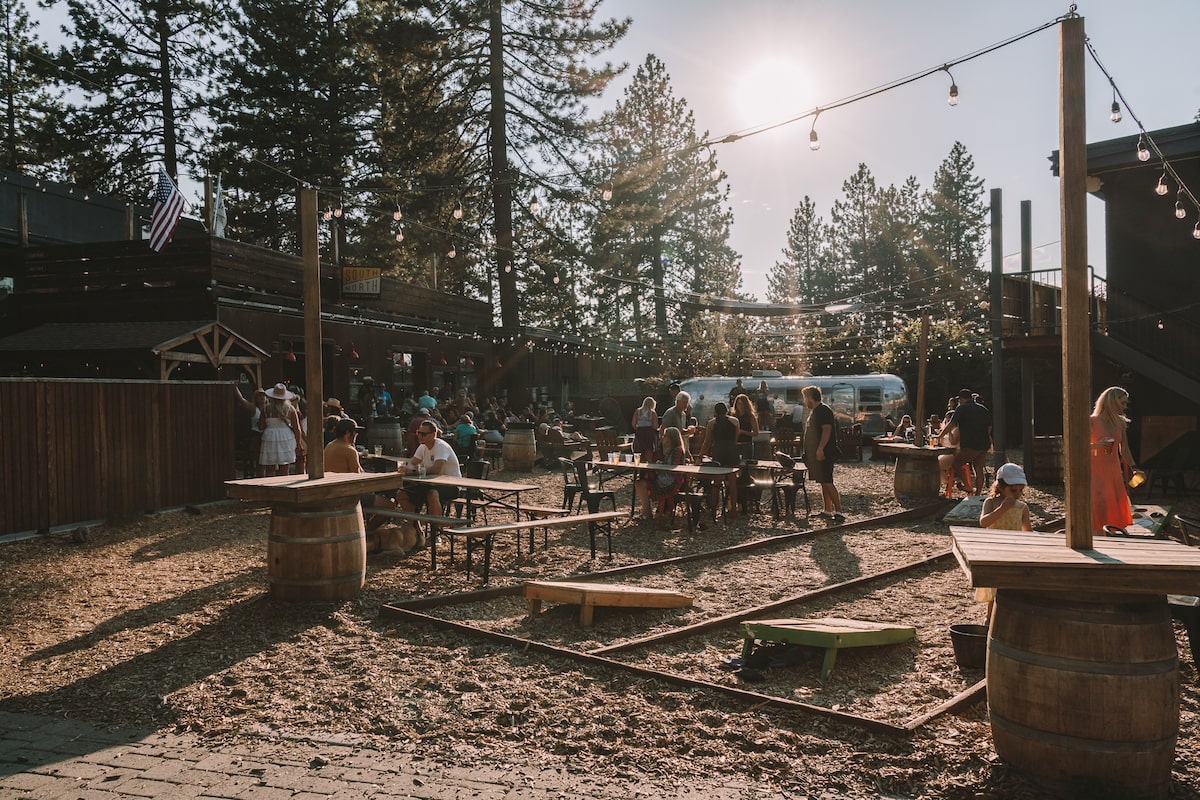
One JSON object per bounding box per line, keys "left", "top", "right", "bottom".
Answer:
{"left": 1, "top": 379, "right": 235, "bottom": 536}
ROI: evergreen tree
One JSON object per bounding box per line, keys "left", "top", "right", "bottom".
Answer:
{"left": 2, "top": 0, "right": 58, "bottom": 172}
{"left": 586, "top": 54, "right": 742, "bottom": 347}
{"left": 43, "top": 0, "right": 224, "bottom": 193}
{"left": 920, "top": 141, "right": 989, "bottom": 324}
{"left": 766, "top": 196, "right": 829, "bottom": 305}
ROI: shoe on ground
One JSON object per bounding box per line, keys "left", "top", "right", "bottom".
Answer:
{"left": 832, "top": 512, "right": 846, "bottom": 523}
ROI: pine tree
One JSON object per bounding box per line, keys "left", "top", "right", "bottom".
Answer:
{"left": 586, "top": 54, "right": 741, "bottom": 348}
{"left": 766, "top": 196, "right": 829, "bottom": 305}
{"left": 2, "top": 0, "right": 58, "bottom": 172}
{"left": 920, "top": 141, "right": 989, "bottom": 325}
{"left": 43, "top": 0, "right": 223, "bottom": 193}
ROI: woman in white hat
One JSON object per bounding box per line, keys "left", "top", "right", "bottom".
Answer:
{"left": 259, "top": 383, "right": 303, "bottom": 476}
{"left": 976, "top": 462, "right": 1033, "bottom": 625}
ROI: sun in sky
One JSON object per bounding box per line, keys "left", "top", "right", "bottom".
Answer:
{"left": 732, "top": 56, "right": 814, "bottom": 132}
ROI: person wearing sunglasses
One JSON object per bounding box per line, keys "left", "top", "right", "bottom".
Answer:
{"left": 397, "top": 421, "right": 462, "bottom": 519}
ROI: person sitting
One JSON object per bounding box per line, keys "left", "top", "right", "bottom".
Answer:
{"left": 480, "top": 410, "right": 506, "bottom": 444}
{"left": 698, "top": 402, "right": 741, "bottom": 516}
{"left": 635, "top": 426, "right": 687, "bottom": 520}
{"left": 895, "top": 414, "right": 915, "bottom": 441}
{"left": 453, "top": 412, "right": 479, "bottom": 459}
{"left": 322, "top": 418, "right": 396, "bottom": 529}
{"left": 397, "top": 419, "right": 462, "bottom": 521}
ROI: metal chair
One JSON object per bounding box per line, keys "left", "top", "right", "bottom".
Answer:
{"left": 457, "top": 459, "right": 491, "bottom": 521}
{"left": 558, "top": 457, "right": 584, "bottom": 510}
{"left": 574, "top": 459, "right": 617, "bottom": 513}
{"left": 771, "top": 451, "right": 810, "bottom": 516}
{"left": 1176, "top": 515, "right": 1200, "bottom": 547}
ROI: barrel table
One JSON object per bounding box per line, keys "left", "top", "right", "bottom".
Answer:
{"left": 366, "top": 418, "right": 406, "bottom": 456}
{"left": 502, "top": 423, "right": 537, "bottom": 472}
{"left": 952, "top": 526, "right": 1200, "bottom": 799}
{"left": 226, "top": 472, "right": 408, "bottom": 601}
{"left": 876, "top": 440, "right": 954, "bottom": 501}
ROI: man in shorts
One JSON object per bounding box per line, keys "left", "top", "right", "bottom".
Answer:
{"left": 397, "top": 419, "right": 461, "bottom": 518}
{"left": 802, "top": 385, "right": 844, "bottom": 523}
{"left": 941, "top": 388, "right": 992, "bottom": 495}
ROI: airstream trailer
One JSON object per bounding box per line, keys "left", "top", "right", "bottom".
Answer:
{"left": 680, "top": 371, "right": 910, "bottom": 437}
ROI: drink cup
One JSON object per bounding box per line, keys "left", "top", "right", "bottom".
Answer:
{"left": 624, "top": 453, "right": 633, "bottom": 464}
{"left": 417, "top": 462, "right": 426, "bottom": 478}
{"left": 610, "top": 453, "right": 619, "bottom": 464}
{"left": 633, "top": 453, "right": 641, "bottom": 464}
{"left": 373, "top": 445, "right": 383, "bottom": 457}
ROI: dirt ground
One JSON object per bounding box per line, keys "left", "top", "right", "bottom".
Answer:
{"left": 3, "top": 454, "right": 1200, "bottom": 799}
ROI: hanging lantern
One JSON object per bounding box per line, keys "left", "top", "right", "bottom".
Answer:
{"left": 438, "top": 354, "right": 448, "bottom": 366}
{"left": 349, "top": 341, "right": 359, "bottom": 361}
{"left": 283, "top": 341, "right": 297, "bottom": 362}
{"left": 464, "top": 356, "right": 475, "bottom": 367}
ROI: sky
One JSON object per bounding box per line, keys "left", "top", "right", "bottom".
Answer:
{"left": 593, "top": 0, "right": 1200, "bottom": 300}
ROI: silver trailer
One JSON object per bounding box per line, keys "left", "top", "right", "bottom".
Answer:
{"left": 680, "top": 370, "right": 910, "bottom": 437}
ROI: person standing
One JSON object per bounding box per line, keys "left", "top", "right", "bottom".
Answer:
{"left": 259, "top": 383, "right": 303, "bottom": 477}
{"left": 728, "top": 378, "right": 746, "bottom": 406}
{"left": 698, "top": 401, "right": 741, "bottom": 516}
{"left": 977, "top": 463, "right": 1034, "bottom": 625}
{"left": 1091, "top": 386, "right": 1135, "bottom": 532}
{"left": 802, "top": 385, "right": 843, "bottom": 523}
{"left": 941, "top": 388, "right": 991, "bottom": 496}
{"left": 754, "top": 380, "right": 773, "bottom": 431}
{"left": 732, "top": 393, "right": 759, "bottom": 463}
{"left": 631, "top": 396, "right": 659, "bottom": 461}
{"left": 660, "top": 390, "right": 693, "bottom": 456}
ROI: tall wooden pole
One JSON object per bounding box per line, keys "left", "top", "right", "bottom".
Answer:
{"left": 1059, "top": 14, "right": 1092, "bottom": 547}
{"left": 1020, "top": 200, "right": 1035, "bottom": 475}
{"left": 989, "top": 188, "right": 1006, "bottom": 471}
{"left": 300, "top": 188, "right": 325, "bottom": 479}
{"left": 914, "top": 312, "right": 929, "bottom": 447}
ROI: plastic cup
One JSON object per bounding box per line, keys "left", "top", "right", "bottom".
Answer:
{"left": 417, "top": 463, "right": 426, "bottom": 478}
{"left": 373, "top": 445, "right": 383, "bottom": 457}
{"left": 624, "top": 453, "right": 633, "bottom": 463}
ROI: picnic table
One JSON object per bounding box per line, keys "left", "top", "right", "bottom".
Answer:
{"left": 587, "top": 459, "right": 740, "bottom": 519}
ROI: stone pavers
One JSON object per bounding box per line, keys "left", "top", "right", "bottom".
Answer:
{"left": 0, "top": 710, "right": 786, "bottom": 799}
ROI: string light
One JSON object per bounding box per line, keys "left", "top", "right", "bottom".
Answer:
{"left": 395, "top": 229, "right": 404, "bottom": 242}
{"left": 1176, "top": 189, "right": 1188, "bottom": 219}
{"left": 943, "top": 66, "right": 959, "bottom": 106}
{"left": 1155, "top": 171, "right": 1169, "bottom": 196}
{"left": 808, "top": 109, "right": 821, "bottom": 152}
{"left": 333, "top": 204, "right": 342, "bottom": 218}
{"left": 323, "top": 208, "right": 332, "bottom": 221}
{"left": 601, "top": 182, "right": 613, "bottom": 202}
{"left": 1136, "top": 134, "right": 1151, "bottom": 162}
{"left": 1110, "top": 90, "right": 1121, "bottom": 123}
{"left": 528, "top": 193, "right": 540, "bottom": 214}
{"left": 452, "top": 200, "right": 463, "bottom": 220}
{"left": 447, "top": 244, "right": 456, "bottom": 258}
{"left": 1193, "top": 222, "right": 1200, "bottom": 240}
{"left": 393, "top": 204, "right": 402, "bottom": 221}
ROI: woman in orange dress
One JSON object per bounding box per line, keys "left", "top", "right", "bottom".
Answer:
{"left": 1091, "top": 386, "right": 1135, "bottom": 532}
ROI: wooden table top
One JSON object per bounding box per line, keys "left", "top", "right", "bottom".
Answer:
{"left": 225, "top": 471, "right": 408, "bottom": 504}
{"left": 951, "top": 526, "right": 1200, "bottom": 595}
{"left": 402, "top": 474, "right": 539, "bottom": 492}
{"left": 876, "top": 441, "right": 954, "bottom": 457}
{"left": 587, "top": 460, "right": 739, "bottom": 477}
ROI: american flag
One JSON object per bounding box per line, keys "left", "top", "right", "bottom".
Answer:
{"left": 148, "top": 166, "right": 185, "bottom": 252}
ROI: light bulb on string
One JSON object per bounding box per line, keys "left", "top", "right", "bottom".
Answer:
{"left": 1137, "top": 135, "right": 1151, "bottom": 162}
{"left": 452, "top": 200, "right": 463, "bottom": 220}
{"left": 323, "top": 208, "right": 332, "bottom": 221}
{"left": 601, "top": 182, "right": 613, "bottom": 202}
{"left": 1193, "top": 221, "right": 1200, "bottom": 239}
{"left": 1110, "top": 92, "right": 1122, "bottom": 123}
{"left": 395, "top": 229, "right": 404, "bottom": 243}
{"left": 528, "top": 194, "right": 540, "bottom": 214}
{"left": 447, "top": 245, "right": 456, "bottom": 258}
{"left": 1177, "top": 201, "right": 1188, "bottom": 220}
{"left": 808, "top": 109, "right": 821, "bottom": 151}
{"left": 393, "top": 204, "right": 402, "bottom": 221}
{"left": 943, "top": 66, "right": 959, "bottom": 106}
{"left": 333, "top": 205, "right": 342, "bottom": 218}
{"left": 1155, "top": 172, "right": 1169, "bottom": 196}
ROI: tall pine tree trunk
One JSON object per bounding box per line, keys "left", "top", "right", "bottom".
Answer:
{"left": 487, "top": 0, "right": 527, "bottom": 407}
{"left": 156, "top": 1, "right": 177, "bottom": 178}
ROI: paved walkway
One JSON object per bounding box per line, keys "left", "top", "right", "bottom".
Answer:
{"left": 0, "top": 710, "right": 785, "bottom": 799}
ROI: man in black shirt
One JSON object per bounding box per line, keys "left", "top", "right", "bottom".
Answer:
{"left": 941, "top": 388, "right": 992, "bottom": 495}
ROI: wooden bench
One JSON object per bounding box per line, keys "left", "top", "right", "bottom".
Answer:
{"left": 371, "top": 509, "right": 464, "bottom": 571}
{"left": 525, "top": 580, "right": 692, "bottom": 627}
{"left": 446, "top": 500, "right": 571, "bottom": 553}
{"left": 443, "top": 510, "right": 627, "bottom": 583}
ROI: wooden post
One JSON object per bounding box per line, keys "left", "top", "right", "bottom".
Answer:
{"left": 17, "top": 192, "right": 28, "bottom": 246}
{"left": 914, "top": 312, "right": 929, "bottom": 447}
{"left": 300, "top": 188, "right": 325, "bottom": 479}
{"left": 1020, "top": 200, "right": 1035, "bottom": 475}
{"left": 1059, "top": 15, "right": 1092, "bottom": 548}
{"left": 203, "top": 177, "right": 214, "bottom": 232}
{"left": 989, "top": 188, "right": 1005, "bottom": 471}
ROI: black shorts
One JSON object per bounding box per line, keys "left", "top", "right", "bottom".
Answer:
{"left": 404, "top": 484, "right": 459, "bottom": 509}
{"left": 807, "top": 458, "right": 835, "bottom": 484}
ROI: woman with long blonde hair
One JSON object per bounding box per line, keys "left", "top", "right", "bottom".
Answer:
{"left": 1091, "top": 386, "right": 1135, "bottom": 531}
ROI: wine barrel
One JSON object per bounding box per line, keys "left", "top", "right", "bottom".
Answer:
{"left": 1028, "top": 435, "right": 1064, "bottom": 485}
{"left": 893, "top": 454, "right": 942, "bottom": 499}
{"left": 366, "top": 418, "right": 405, "bottom": 456}
{"left": 267, "top": 498, "right": 367, "bottom": 601}
{"left": 988, "top": 589, "right": 1178, "bottom": 799}
{"left": 503, "top": 423, "right": 537, "bottom": 472}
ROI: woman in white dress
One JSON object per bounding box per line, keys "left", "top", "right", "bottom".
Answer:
{"left": 259, "top": 383, "right": 303, "bottom": 477}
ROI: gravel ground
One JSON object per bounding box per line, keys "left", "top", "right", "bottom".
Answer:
{"left": 3, "top": 454, "right": 1200, "bottom": 799}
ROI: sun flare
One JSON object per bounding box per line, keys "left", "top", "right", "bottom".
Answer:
{"left": 733, "top": 57, "right": 814, "bottom": 128}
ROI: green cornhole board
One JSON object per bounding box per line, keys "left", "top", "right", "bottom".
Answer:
{"left": 740, "top": 617, "right": 916, "bottom": 682}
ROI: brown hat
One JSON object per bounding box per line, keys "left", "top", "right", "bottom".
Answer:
{"left": 324, "top": 398, "right": 343, "bottom": 413}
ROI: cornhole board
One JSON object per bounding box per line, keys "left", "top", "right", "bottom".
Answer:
{"left": 943, "top": 496, "right": 984, "bottom": 526}
{"left": 740, "top": 618, "right": 916, "bottom": 682}
{"left": 524, "top": 580, "right": 692, "bottom": 627}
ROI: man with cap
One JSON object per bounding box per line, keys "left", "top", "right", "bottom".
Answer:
{"left": 940, "top": 388, "right": 992, "bottom": 496}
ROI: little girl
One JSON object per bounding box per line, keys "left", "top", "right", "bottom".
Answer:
{"left": 976, "top": 463, "right": 1033, "bottom": 625}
